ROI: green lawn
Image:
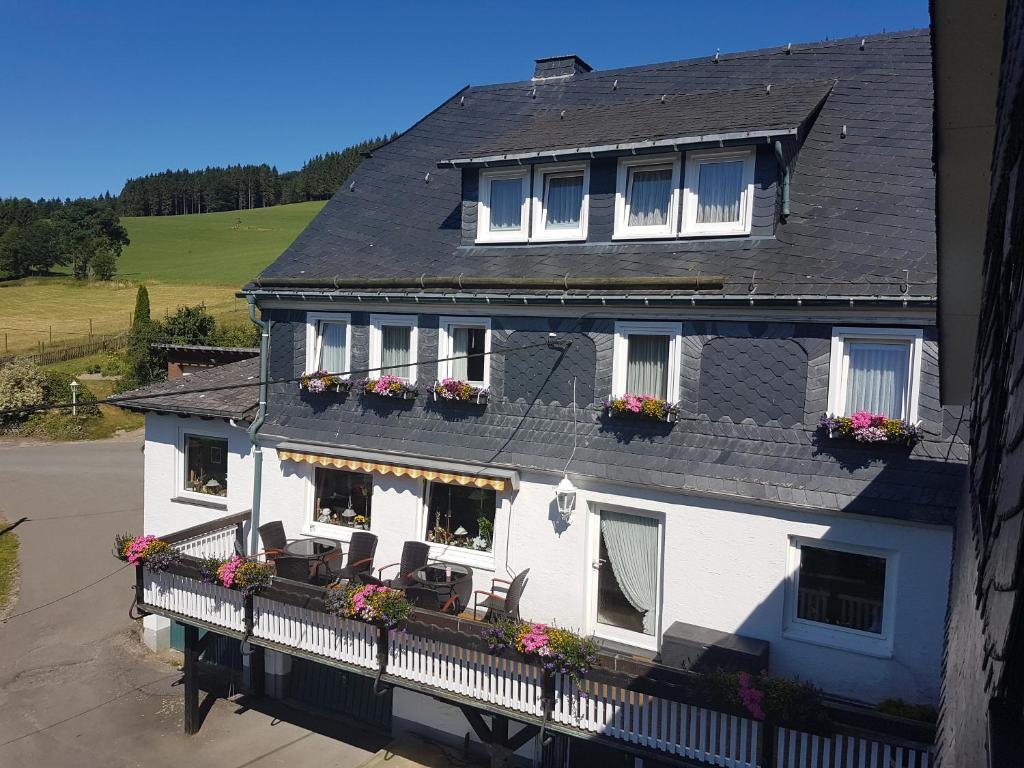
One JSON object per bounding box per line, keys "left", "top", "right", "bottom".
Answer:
{"left": 117, "top": 201, "right": 326, "bottom": 285}
{"left": 0, "top": 514, "right": 18, "bottom": 615}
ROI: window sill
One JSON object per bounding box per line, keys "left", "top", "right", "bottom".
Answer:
{"left": 611, "top": 229, "right": 676, "bottom": 241}
{"left": 170, "top": 495, "right": 228, "bottom": 512}
{"left": 426, "top": 542, "right": 495, "bottom": 572}
{"left": 475, "top": 233, "right": 529, "bottom": 245}
{"left": 680, "top": 228, "right": 751, "bottom": 238}
{"left": 782, "top": 624, "right": 893, "bottom": 659}
{"left": 303, "top": 520, "right": 363, "bottom": 543}
{"left": 529, "top": 231, "right": 587, "bottom": 243}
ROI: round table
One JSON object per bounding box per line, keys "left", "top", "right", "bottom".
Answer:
{"left": 410, "top": 562, "right": 473, "bottom": 611}
{"left": 282, "top": 537, "right": 341, "bottom": 559}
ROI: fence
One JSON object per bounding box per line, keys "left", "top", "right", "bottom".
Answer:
{"left": 0, "top": 332, "right": 129, "bottom": 367}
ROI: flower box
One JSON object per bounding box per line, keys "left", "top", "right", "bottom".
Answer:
{"left": 818, "top": 411, "right": 922, "bottom": 445}
{"left": 114, "top": 533, "right": 180, "bottom": 571}
{"left": 606, "top": 394, "right": 678, "bottom": 423}
{"left": 360, "top": 376, "right": 418, "bottom": 400}
{"left": 197, "top": 554, "right": 274, "bottom": 596}
{"left": 432, "top": 378, "right": 488, "bottom": 405}
{"left": 299, "top": 370, "right": 351, "bottom": 394}
{"left": 481, "top": 618, "right": 598, "bottom": 684}
{"left": 324, "top": 581, "right": 413, "bottom": 629}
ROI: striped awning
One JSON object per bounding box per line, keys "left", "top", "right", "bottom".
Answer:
{"left": 276, "top": 449, "right": 507, "bottom": 492}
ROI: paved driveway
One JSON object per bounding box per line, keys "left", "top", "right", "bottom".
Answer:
{"left": 0, "top": 434, "right": 385, "bottom": 767}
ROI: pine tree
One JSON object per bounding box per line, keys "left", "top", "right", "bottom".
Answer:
{"left": 133, "top": 285, "right": 151, "bottom": 327}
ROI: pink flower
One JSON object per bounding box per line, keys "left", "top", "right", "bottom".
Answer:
{"left": 849, "top": 411, "right": 874, "bottom": 430}
{"left": 738, "top": 672, "right": 766, "bottom": 721}
{"left": 126, "top": 535, "right": 157, "bottom": 565}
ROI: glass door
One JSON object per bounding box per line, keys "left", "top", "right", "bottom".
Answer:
{"left": 592, "top": 508, "right": 662, "bottom": 649}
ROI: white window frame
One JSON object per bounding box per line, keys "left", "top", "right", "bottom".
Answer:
{"left": 611, "top": 321, "right": 682, "bottom": 402}
{"left": 613, "top": 154, "right": 681, "bottom": 240}
{"left": 304, "top": 312, "right": 352, "bottom": 375}
{"left": 476, "top": 168, "right": 531, "bottom": 243}
{"left": 437, "top": 315, "right": 492, "bottom": 387}
{"left": 783, "top": 536, "right": 898, "bottom": 658}
{"left": 302, "top": 464, "right": 374, "bottom": 544}
{"left": 369, "top": 313, "right": 418, "bottom": 382}
{"left": 681, "top": 148, "right": 756, "bottom": 236}
{"left": 531, "top": 162, "right": 590, "bottom": 242}
{"left": 418, "top": 479, "right": 502, "bottom": 571}
{"left": 827, "top": 327, "right": 924, "bottom": 422}
{"left": 176, "top": 428, "right": 230, "bottom": 505}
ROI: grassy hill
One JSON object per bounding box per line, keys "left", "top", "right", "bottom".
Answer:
{"left": 2, "top": 201, "right": 325, "bottom": 355}
{"left": 118, "top": 200, "right": 326, "bottom": 285}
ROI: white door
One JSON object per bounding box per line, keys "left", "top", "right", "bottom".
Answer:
{"left": 589, "top": 507, "right": 662, "bottom": 651}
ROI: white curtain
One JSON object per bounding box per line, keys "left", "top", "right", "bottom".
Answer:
{"left": 451, "top": 327, "right": 469, "bottom": 379}
{"left": 628, "top": 168, "right": 673, "bottom": 226}
{"left": 626, "top": 334, "right": 669, "bottom": 399}
{"left": 545, "top": 174, "right": 583, "bottom": 228}
{"left": 845, "top": 342, "right": 909, "bottom": 417}
{"left": 382, "top": 325, "right": 412, "bottom": 379}
{"left": 601, "top": 511, "right": 659, "bottom": 635}
{"left": 696, "top": 160, "right": 744, "bottom": 224}
{"left": 489, "top": 177, "right": 523, "bottom": 230}
{"left": 450, "top": 326, "right": 485, "bottom": 382}
{"left": 318, "top": 322, "right": 346, "bottom": 373}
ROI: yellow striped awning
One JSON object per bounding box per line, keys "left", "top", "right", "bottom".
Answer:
{"left": 276, "top": 449, "right": 507, "bottom": 491}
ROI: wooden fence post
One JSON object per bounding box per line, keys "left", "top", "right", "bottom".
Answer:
{"left": 183, "top": 624, "right": 201, "bottom": 735}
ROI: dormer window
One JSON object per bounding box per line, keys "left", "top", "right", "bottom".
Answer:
{"left": 531, "top": 163, "right": 589, "bottom": 241}
{"left": 477, "top": 168, "right": 530, "bottom": 243}
{"left": 682, "top": 148, "right": 756, "bottom": 236}
{"left": 614, "top": 155, "right": 681, "bottom": 239}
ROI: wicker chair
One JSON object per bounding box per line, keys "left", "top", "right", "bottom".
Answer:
{"left": 258, "top": 521, "right": 289, "bottom": 559}
{"left": 273, "top": 556, "right": 313, "bottom": 582}
{"left": 376, "top": 541, "right": 430, "bottom": 588}
{"left": 474, "top": 568, "right": 529, "bottom": 621}
{"left": 405, "top": 585, "right": 459, "bottom": 614}
{"left": 322, "top": 531, "right": 378, "bottom": 584}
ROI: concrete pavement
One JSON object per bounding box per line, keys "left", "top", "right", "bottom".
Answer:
{"left": 0, "top": 434, "right": 387, "bottom": 767}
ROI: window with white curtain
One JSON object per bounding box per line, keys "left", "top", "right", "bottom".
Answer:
{"left": 304, "top": 312, "right": 351, "bottom": 375}
{"left": 612, "top": 321, "right": 682, "bottom": 402}
{"left": 828, "top": 328, "right": 924, "bottom": 421}
{"left": 614, "top": 155, "right": 681, "bottom": 239}
{"left": 438, "top": 316, "right": 491, "bottom": 386}
{"left": 682, "top": 148, "right": 756, "bottom": 236}
{"left": 532, "top": 163, "right": 589, "bottom": 241}
{"left": 369, "top": 314, "right": 418, "bottom": 382}
{"left": 477, "top": 168, "right": 530, "bottom": 242}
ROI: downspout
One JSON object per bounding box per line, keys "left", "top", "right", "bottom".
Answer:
{"left": 774, "top": 140, "right": 791, "bottom": 220}
{"left": 247, "top": 296, "right": 270, "bottom": 555}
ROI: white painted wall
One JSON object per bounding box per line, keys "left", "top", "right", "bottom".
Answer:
{"left": 143, "top": 423, "right": 952, "bottom": 706}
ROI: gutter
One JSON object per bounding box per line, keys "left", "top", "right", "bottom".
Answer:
{"left": 254, "top": 275, "right": 724, "bottom": 291}
{"left": 246, "top": 296, "right": 270, "bottom": 555}
{"left": 773, "top": 140, "right": 791, "bottom": 219}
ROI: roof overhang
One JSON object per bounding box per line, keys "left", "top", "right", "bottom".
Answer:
{"left": 932, "top": 0, "right": 1006, "bottom": 404}
{"left": 438, "top": 129, "right": 797, "bottom": 169}
{"left": 274, "top": 441, "right": 520, "bottom": 492}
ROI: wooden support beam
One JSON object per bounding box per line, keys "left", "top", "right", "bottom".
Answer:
{"left": 458, "top": 705, "right": 493, "bottom": 744}
{"left": 506, "top": 724, "right": 540, "bottom": 753}
{"left": 247, "top": 643, "right": 265, "bottom": 697}
{"left": 183, "top": 624, "right": 201, "bottom": 735}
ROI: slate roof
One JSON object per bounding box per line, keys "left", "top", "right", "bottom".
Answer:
{"left": 114, "top": 357, "right": 260, "bottom": 421}
{"left": 251, "top": 29, "right": 937, "bottom": 299}
{"left": 445, "top": 80, "right": 835, "bottom": 162}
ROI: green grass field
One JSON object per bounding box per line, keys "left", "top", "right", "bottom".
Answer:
{"left": 1, "top": 201, "right": 325, "bottom": 355}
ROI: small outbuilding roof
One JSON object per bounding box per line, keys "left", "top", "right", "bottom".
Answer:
{"left": 114, "top": 357, "right": 259, "bottom": 421}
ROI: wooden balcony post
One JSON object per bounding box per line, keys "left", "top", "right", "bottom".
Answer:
{"left": 183, "top": 624, "right": 201, "bottom": 735}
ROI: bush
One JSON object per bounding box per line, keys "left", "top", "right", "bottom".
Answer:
{"left": 41, "top": 371, "right": 99, "bottom": 417}
{"left": 698, "top": 670, "right": 830, "bottom": 733}
{"left": 22, "top": 411, "right": 87, "bottom": 440}
{"left": 207, "top": 322, "right": 259, "bottom": 348}
{"left": 877, "top": 698, "right": 938, "bottom": 723}
{"left": 90, "top": 248, "right": 118, "bottom": 280}
{"left": 0, "top": 359, "right": 47, "bottom": 422}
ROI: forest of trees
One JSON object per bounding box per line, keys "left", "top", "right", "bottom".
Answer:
{"left": 117, "top": 134, "right": 395, "bottom": 216}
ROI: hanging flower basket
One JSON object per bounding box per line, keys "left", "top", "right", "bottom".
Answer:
{"left": 299, "top": 370, "right": 350, "bottom": 394}
{"left": 114, "top": 533, "right": 180, "bottom": 571}
{"left": 360, "top": 375, "right": 418, "bottom": 400}
{"left": 818, "top": 411, "right": 922, "bottom": 445}
{"left": 323, "top": 581, "right": 413, "bottom": 629}
{"left": 481, "top": 618, "right": 599, "bottom": 685}
{"left": 607, "top": 394, "right": 678, "bottom": 423}
{"left": 433, "top": 378, "right": 488, "bottom": 405}
{"left": 201, "top": 554, "right": 274, "bottom": 596}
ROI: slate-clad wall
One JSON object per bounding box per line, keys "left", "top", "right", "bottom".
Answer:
{"left": 460, "top": 148, "right": 777, "bottom": 245}
{"left": 263, "top": 308, "right": 963, "bottom": 525}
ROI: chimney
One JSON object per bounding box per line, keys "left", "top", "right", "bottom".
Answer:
{"left": 533, "top": 54, "right": 592, "bottom": 81}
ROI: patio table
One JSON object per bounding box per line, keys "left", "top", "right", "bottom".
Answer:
{"left": 410, "top": 562, "right": 473, "bottom": 610}
{"left": 283, "top": 537, "right": 342, "bottom": 560}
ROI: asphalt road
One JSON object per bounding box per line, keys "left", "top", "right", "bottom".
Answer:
{"left": 0, "top": 434, "right": 384, "bottom": 768}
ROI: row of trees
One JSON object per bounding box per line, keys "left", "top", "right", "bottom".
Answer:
{"left": 0, "top": 198, "right": 129, "bottom": 280}
{"left": 117, "top": 134, "right": 395, "bottom": 217}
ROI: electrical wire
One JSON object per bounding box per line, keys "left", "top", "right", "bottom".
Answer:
{"left": 1, "top": 564, "right": 130, "bottom": 622}
{"left": 563, "top": 375, "right": 578, "bottom": 475}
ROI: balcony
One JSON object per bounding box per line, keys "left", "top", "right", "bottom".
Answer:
{"left": 135, "top": 514, "right": 936, "bottom": 768}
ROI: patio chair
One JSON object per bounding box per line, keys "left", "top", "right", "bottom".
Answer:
{"left": 273, "top": 556, "right": 313, "bottom": 582}
{"left": 376, "top": 541, "right": 430, "bottom": 588}
{"left": 404, "top": 586, "right": 459, "bottom": 614}
{"left": 258, "top": 521, "right": 289, "bottom": 559}
{"left": 474, "top": 568, "right": 529, "bottom": 622}
{"left": 321, "top": 531, "right": 377, "bottom": 584}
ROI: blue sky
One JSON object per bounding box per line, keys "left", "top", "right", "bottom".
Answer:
{"left": 0, "top": 0, "right": 929, "bottom": 200}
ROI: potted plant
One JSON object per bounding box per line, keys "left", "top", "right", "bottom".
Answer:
{"left": 324, "top": 581, "right": 413, "bottom": 629}
{"left": 354, "top": 514, "right": 368, "bottom": 530}
{"left": 607, "top": 393, "right": 678, "bottom": 422}
{"left": 114, "top": 533, "right": 180, "bottom": 572}
{"left": 433, "top": 378, "right": 488, "bottom": 405}
{"left": 212, "top": 555, "right": 274, "bottom": 596}
{"left": 481, "top": 618, "right": 598, "bottom": 685}
{"left": 299, "top": 369, "right": 349, "bottom": 394}
{"left": 818, "top": 411, "right": 922, "bottom": 445}
{"left": 361, "top": 375, "right": 418, "bottom": 400}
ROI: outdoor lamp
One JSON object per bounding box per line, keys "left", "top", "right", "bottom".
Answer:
{"left": 555, "top": 475, "right": 577, "bottom": 522}
{"left": 205, "top": 478, "right": 222, "bottom": 493}
{"left": 70, "top": 379, "right": 79, "bottom": 417}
